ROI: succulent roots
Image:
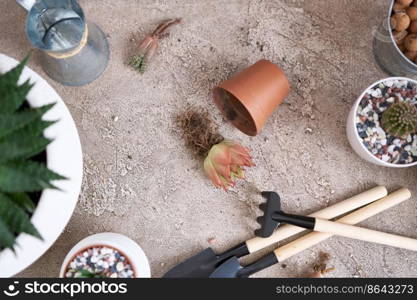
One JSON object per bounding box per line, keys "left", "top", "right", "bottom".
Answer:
{"left": 176, "top": 108, "right": 224, "bottom": 158}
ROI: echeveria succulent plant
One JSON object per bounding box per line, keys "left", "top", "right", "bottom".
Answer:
{"left": 177, "top": 109, "right": 254, "bottom": 190}
{"left": 204, "top": 141, "right": 254, "bottom": 190}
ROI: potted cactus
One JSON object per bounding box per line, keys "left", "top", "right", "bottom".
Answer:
{"left": 347, "top": 77, "right": 417, "bottom": 167}
{"left": 0, "top": 54, "right": 83, "bottom": 277}
{"left": 59, "top": 233, "right": 151, "bottom": 278}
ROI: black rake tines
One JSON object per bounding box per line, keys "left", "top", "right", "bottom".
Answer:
{"left": 255, "top": 191, "right": 282, "bottom": 238}
{"left": 255, "top": 191, "right": 316, "bottom": 238}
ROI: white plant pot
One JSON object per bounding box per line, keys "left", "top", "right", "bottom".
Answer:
{"left": 0, "top": 54, "right": 83, "bottom": 277}
{"left": 346, "top": 77, "right": 417, "bottom": 168}
{"left": 59, "top": 233, "right": 151, "bottom": 278}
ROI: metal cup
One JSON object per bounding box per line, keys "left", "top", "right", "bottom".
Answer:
{"left": 16, "top": 0, "right": 110, "bottom": 86}
{"left": 373, "top": 0, "right": 417, "bottom": 78}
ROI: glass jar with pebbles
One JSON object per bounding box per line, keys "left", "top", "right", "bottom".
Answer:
{"left": 59, "top": 233, "right": 151, "bottom": 278}
{"left": 347, "top": 77, "right": 417, "bottom": 167}
{"left": 373, "top": 0, "right": 417, "bottom": 76}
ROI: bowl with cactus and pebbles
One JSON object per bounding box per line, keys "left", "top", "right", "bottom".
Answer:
{"left": 60, "top": 233, "right": 151, "bottom": 278}
{"left": 347, "top": 77, "right": 417, "bottom": 167}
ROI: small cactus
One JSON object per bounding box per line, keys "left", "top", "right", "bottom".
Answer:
{"left": 129, "top": 19, "right": 181, "bottom": 74}
{"left": 381, "top": 102, "right": 417, "bottom": 138}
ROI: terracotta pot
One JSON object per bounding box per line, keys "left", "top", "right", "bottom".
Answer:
{"left": 213, "top": 60, "right": 290, "bottom": 136}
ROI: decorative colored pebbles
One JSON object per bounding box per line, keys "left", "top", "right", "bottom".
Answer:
{"left": 64, "top": 246, "right": 135, "bottom": 278}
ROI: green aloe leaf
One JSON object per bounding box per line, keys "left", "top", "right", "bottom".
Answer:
{"left": 8, "top": 193, "right": 36, "bottom": 213}
{"left": 0, "top": 160, "right": 66, "bottom": 193}
{"left": 0, "top": 80, "right": 33, "bottom": 113}
{"left": 0, "top": 55, "right": 29, "bottom": 85}
{"left": 10, "top": 118, "right": 56, "bottom": 139}
{"left": 0, "top": 134, "right": 51, "bottom": 164}
{"left": 0, "top": 218, "right": 15, "bottom": 249}
{"left": 0, "top": 104, "right": 55, "bottom": 139}
{"left": 0, "top": 115, "right": 57, "bottom": 163}
{"left": 0, "top": 55, "right": 32, "bottom": 113}
{"left": 0, "top": 193, "right": 41, "bottom": 240}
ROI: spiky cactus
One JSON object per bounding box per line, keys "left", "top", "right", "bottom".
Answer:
{"left": 381, "top": 102, "right": 417, "bottom": 138}
{"left": 0, "top": 56, "right": 65, "bottom": 250}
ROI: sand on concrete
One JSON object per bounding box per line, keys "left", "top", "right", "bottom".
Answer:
{"left": 0, "top": 0, "right": 416, "bottom": 277}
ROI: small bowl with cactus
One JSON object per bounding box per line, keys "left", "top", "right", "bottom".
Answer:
{"left": 0, "top": 54, "right": 83, "bottom": 277}
{"left": 347, "top": 77, "right": 417, "bottom": 167}
{"left": 59, "top": 233, "right": 151, "bottom": 278}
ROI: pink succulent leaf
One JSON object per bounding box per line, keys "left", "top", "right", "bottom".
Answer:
{"left": 217, "top": 141, "right": 250, "bottom": 158}
{"left": 208, "top": 145, "right": 233, "bottom": 180}
{"left": 224, "top": 141, "right": 254, "bottom": 165}
{"left": 130, "top": 19, "right": 180, "bottom": 74}
{"left": 219, "top": 175, "right": 234, "bottom": 190}
{"left": 214, "top": 164, "right": 232, "bottom": 181}
{"left": 138, "top": 36, "right": 156, "bottom": 54}
{"left": 209, "top": 143, "right": 232, "bottom": 164}
{"left": 143, "top": 42, "right": 158, "bottom": 67}
{"left": 204, "top": 157, "right": 234, "bottom": 189}
{"left": 230, "top": 164, "right": 239, "bottom": 173}
{"left": 203, "top": 140, "right": 254, "bottom": 190}
{"left": 230, "top": 154, "right": 250, "bottom": 167}
{"left": 203, "top": 158, "right": 223, "bottom": 187}
{"left": 152, "top": 18, "right": 181, "bottom": 37}
{"left": 231, "top": 165, "right": 245, "bottom": 179}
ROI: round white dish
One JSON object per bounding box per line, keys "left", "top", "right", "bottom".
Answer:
{"left": 347, "top": 77, "right": 417, "bottom": 168}
{"left": 59, "top": 232, "right": 151, "bottom": 278}
{"left": 0, "top": 53, "right": 83, "bottom": 277}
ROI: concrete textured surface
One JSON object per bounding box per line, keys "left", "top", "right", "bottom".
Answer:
{"left": 1, "top": 0, "right": 417, "bottom": 277}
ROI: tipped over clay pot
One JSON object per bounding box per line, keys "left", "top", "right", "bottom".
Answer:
{"left": 213, "top": 59, "right": 290, "bottom": 136}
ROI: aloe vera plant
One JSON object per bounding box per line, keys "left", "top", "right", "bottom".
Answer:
{"left": 0, "top": 56, "right": 65, "bottom": 250}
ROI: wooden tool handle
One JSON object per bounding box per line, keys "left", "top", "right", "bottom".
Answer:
{"left": 314, "top": 218, "right": 417, "bottom": 251}
{"left": 246, "top": 186, "right": 387, "bottom": 253}
{"left": 274, "top": 188, "right": 411, "bottom": 261}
